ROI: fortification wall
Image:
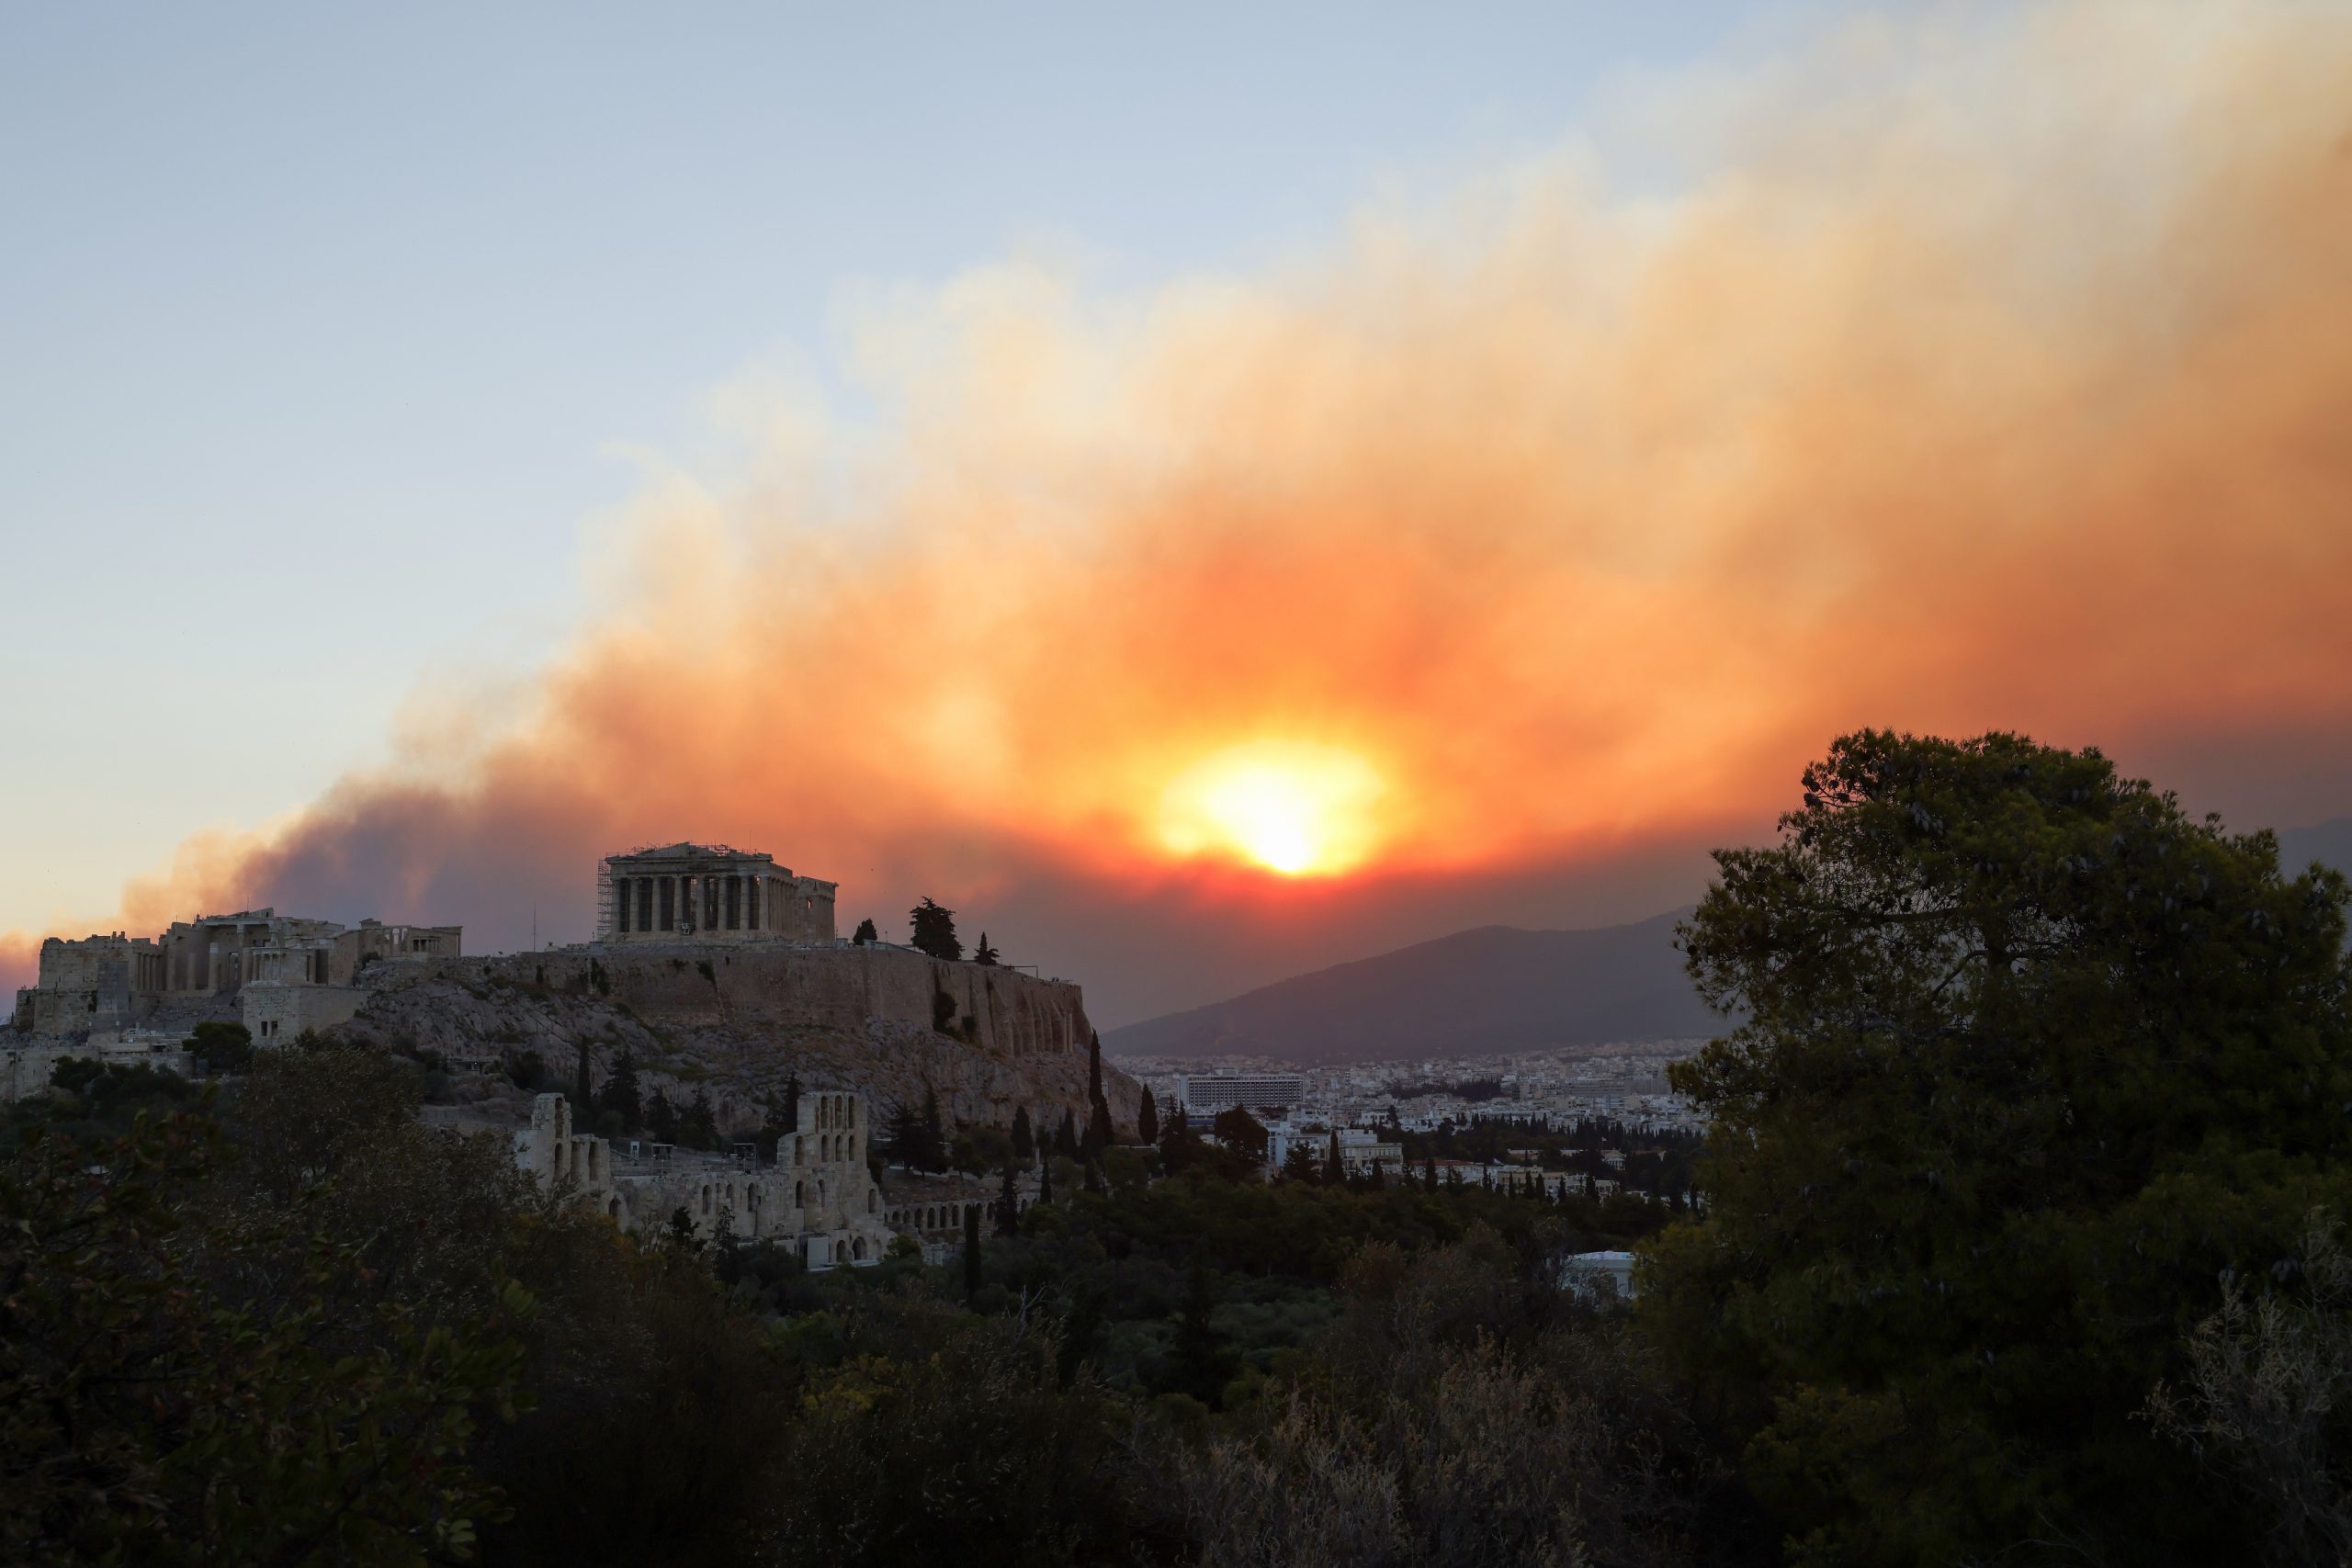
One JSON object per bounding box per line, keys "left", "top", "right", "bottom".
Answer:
{"left": 442, "top": 942, "right": 1091, "bottom": 1059}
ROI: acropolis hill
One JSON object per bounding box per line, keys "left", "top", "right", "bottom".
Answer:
{"left": 6, "top": 841, "right": 1142, "bottom": 1137}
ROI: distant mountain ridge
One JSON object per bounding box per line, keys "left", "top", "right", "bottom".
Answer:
{"left": 1103, "top": 908, "right": 1719, "bottom": 1066}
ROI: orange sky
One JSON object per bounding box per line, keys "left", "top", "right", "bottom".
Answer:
{"left": 7, "top": 0, "right": 2351, "bottom": 1022}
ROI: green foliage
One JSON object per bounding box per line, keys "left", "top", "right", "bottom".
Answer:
{"left": 46, "top": 1056, "right": 193, "bottom": 1121}
{"left": 1647, "top": 729, "right": 2352, "bottom": 1563}
{"left": 766, "top": 1309, "right": 1134, "bottom": 1568}
{"left": 598, "top": 1045, "right": 642, "bottom": 1133}
{"left": 187, "top": 1021, "right": 252, "bottom": 1075}
{"left": 0, "top": 1106, "right": 528, "bottom": 1564}
{"left": 1211, "top": 1105, "right": 1269, "bottom": 1160}
{"left": 910, "top": 897, "right": 963, "bottom": 962}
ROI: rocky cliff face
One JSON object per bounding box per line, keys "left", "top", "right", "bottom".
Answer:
{"left": 328, "top": 942, "right": 1141, "bottom": 1136}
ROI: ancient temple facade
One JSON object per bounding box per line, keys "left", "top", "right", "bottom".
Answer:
{"left": 594, "top": 842, "right": 836, "bottom": 946}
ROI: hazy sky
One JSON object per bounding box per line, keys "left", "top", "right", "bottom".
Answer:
{"left": 2, "top": 2, "right": 1760, "bottom": 913}
{"left": 6, "top": 1, "right": 2348, "bottom": 1023}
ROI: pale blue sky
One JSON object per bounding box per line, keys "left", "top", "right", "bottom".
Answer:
{"left": 1, "top": 1, "right": 1825, "bottom": 931}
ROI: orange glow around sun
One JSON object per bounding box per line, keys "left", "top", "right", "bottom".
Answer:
{"left": 1156, "top": 741, "right": 1385, "bottom": 876}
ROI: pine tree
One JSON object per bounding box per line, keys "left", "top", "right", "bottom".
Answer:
{"left": 684, "top": 1088, "right": 718, "bottom": 1150}
{"left": 1011, "top": 1105, "right": 1035, "bottom": 1162}
{"left": 1281, "top": 1137, "right": 1317, "bottom": 1183}
{"left": 973, "top": 932, "right": 1000, "bottom": 965}
{"left": 1136, "top": 1089, "right": 1160, "bottom": 1145}
{"left": 1323, "top": 1132, "right": 1344, "bottom": 1186}
{"left": 600, "top": 1046, "right": 642, "bottom": 1133}
{"left": 909, "top": 897, "right": 963, "bottom": 961}
{"left": 644, "top": 1089, "right": 678, "bottom": 1144}
{"left": 962, "top": 1205, "right": 982, "bottom": 1298}
{"left": 851, "top": 917, "right": 878, "bottom": 945}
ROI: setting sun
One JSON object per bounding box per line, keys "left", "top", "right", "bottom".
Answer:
{"left": 1157, "top": 741, "right": 1385, "bottom": 876}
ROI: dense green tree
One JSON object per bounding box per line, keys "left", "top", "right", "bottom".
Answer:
{"left": 680, "top": 1088, "right": 719, "bottom": 1151}
{"left": 1645, "top": 729, "right": 2352, "bottom": 1564}
{"left": 1280, "top": 1139, "right": 1317, "bottom": 1184}
{"left": 187, "top": 1020, "right": 252, "bottom": 1075}
{"left": 0, "top": 1104, "right": 528, "bottom": 1564}
{"left": 1170, "top": 1254, "right": 1233, "bottom": 1406}
{"left": 851, "top": 917, "right": 878, "bottom": 946}
{"left": 599, "top": 1046, "right": 642, "bottom": 1134}
{"left": 1212, "top": 1106, "right": 1269, "bottom": 1161}
{"left": 909, "top": 897, "right": 963, "bottom": 962}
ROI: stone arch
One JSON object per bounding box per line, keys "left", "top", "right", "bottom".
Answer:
{"left": 700, "top": 1183, "right": 713, "bottom": 1216}
{"left": 852, "top": 1236, "right": 867, "bottom": 1261}
{"left": 607, "top": 1196, "right": 622, "bottom": 1221}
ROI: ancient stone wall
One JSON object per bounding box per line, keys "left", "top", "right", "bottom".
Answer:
{"left": 445, "top": 941, "right": 1091, "bottom": 1060}
{"left": 243, "top": 981, "right": 370, "bottom": 1044}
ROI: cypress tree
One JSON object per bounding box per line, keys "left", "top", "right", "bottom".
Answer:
{"left": 1087, "top": 1031, "right": 1102, "bottom": 1105}
{"left": 997, "top": 1158, "right": 1020, "bottom": 1236}
{"left": 601, "top": 1046, "right": 642, "bottom": 1133}
{"left": 1323, "top": 1132, "right": 1344, "bottom": 1186}
{"left": 1055, "top": 1107, "right": 1080, "bottom": 1161}
{"left": 1083, "top": 1100, "right": 1111, "bottom": 1161}
{"left": 1011, "top": 1104, "right": 1035, "bottom": 1162}
{"left": 1038, "top": 1153, "right": 1054, "bottom": 1203}
{"left": 1423, "top": 1156, "right": 1439, "bottom": 1191}
{"left": 1136, "top": 1089, "right": 1159, "bottom": 1145}
{"left": 962, "top": 1204, "right": 982, "bottom": 1298}
{"left": 920, "top": 1087, "right": 946, "bottom": 1173}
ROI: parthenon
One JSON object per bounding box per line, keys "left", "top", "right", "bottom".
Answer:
{"left": 595, "top": 842, "right": 837, "bottom": 946}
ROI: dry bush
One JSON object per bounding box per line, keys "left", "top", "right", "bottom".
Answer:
{"left": 2146, "top": 1210, "right": 2352, "bottom": 1568}
{"left": 1146, "top": 1228, "right": 1737, "bottom": 1568}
